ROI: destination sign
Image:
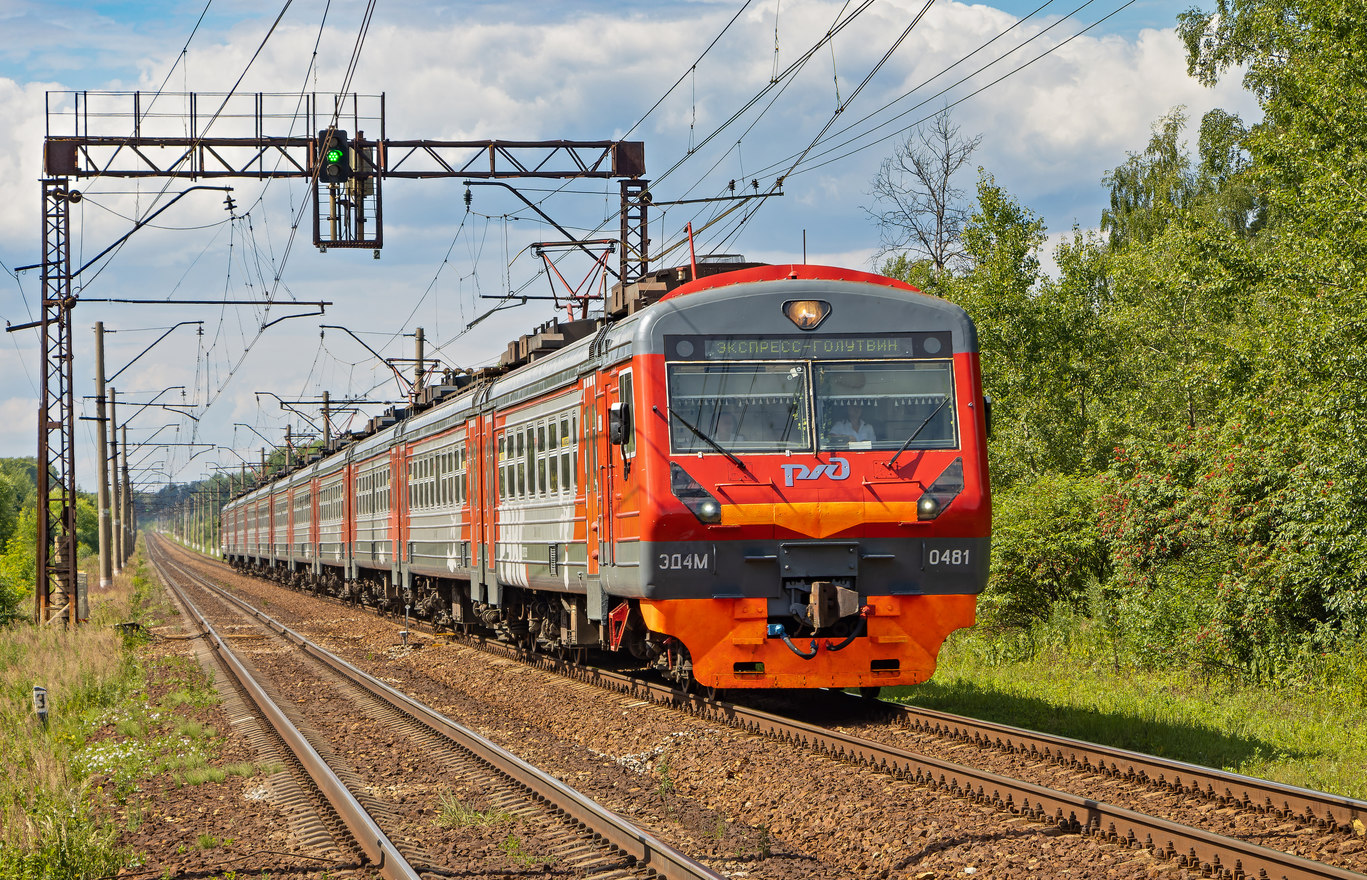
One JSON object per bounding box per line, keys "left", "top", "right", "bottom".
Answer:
{"left": 664, "top": 332, "right": 952, "bottom": 361}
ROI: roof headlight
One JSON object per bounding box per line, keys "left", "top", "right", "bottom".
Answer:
{"left": 783, "top": 299, "right": 830, "bottom": 330}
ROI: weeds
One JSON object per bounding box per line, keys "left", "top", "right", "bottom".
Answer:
{"left": 499, "top": 834, "right": 550, "bottom": 867}
{"left": 754, "top": 824, "right": 771, "bottom": 858}
{"left": 655, "top": 752, "right": 677, "bottom": 819}
{"left": 0, "top": 546, "right": 245, "bottom": 876}
{"left": 434, "top": 790, "right": 512, "bottom": 828}
{"left": 0, "top": 576, "right": 134, "bottom": 876}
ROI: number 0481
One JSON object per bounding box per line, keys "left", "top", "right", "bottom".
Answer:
{"left": 928, "top": 548, "right": 970, "bottom": 566}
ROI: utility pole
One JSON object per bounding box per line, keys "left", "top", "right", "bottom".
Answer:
{"left": 93, "top": 322, "right": 113, "bottom": 589}
{"left": 413, "top": 327, "right": 425, "bottom": 402}
{"left": 108, "top": 387, "right": 123, "bottom": 574}
{"left": 322, "top": 391, "right": 331, "bottom": 449}
{"left": 121, "top": 424, "right": 132, "bottom": 560}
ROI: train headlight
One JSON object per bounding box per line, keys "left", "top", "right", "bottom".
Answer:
{"left": 783, "top": 299, "right": 831, "bottom": 330}
{"left": 916, "top": 457, "right": 965, "bottom": 521}
{"left": 670, "top": 462, "right": 724, "bottom": 523}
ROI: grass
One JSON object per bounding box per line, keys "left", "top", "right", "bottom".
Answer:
{"left": 434, "top": 790, "right": 512, "bottom": 828}
{"left": 0, "top": 558, "right": 140, "bottom": 878}
{"left": 499, "top": 833, "right": 550, "bottom": 867}
{"left": 0, "top": 545, "right": 259, "bottom": 878}
{"left": 884, "top": 618, "right": 1367, "bottom": 800}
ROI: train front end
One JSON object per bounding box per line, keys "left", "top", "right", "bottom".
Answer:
{"left": 630, "top": 265, "right": 990, "bottom": 690}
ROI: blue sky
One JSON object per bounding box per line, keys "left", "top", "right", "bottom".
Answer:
{"left": 0, "top": 0, "right": 1256, "bottom": 485}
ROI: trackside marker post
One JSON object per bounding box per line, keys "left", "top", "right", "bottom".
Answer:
{"left": 33, "top": 685, "right": 48, "bottom": 728}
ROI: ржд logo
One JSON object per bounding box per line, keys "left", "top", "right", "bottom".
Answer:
{"left": 781, "top": 456, "right": 850, "bottom": 487}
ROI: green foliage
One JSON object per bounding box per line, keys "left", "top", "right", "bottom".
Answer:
{"left": 0, "top": 460, "right": 38, "bottom": 578}
{"left": 0, "top": 507, "right": 37, "bottom": 626}
{"left": 982, "top": 474, "right": 1109, "bottom": 627}
{"left": 1102, "top": 109, "right": 1197, "bottom": 249}
{"left": 0, "top": 793, "right": 125, "bottom": 880}
{"left": 867, "top": 0, "right": 1367, "bottom": 683}
{"left": 940, "top": 173, "right": 1119, "bottom": 485}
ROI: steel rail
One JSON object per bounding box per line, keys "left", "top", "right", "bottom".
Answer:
{"left": 707, "top": 699, "right": 1367, "bottom": 880}
{"left": 853, "top": 694, "right": 1367, "bottom": 833}
{"left": 154, "top": 538, "right": 726, "bottom": 880}
{"left": 180, "top": 541, "right": 1367, "bottom": 880}
{"left": 439, "top": 644, "right": 1367, "bottom": 880}
{"left": 146, "top": 539, "right": 422, "bottom": 880}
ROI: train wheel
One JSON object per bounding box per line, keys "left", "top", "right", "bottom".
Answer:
{"left": 859, "top": 686, "right": 882, "bottom": 699}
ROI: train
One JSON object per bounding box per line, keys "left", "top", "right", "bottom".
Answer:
{"left": 220, "top": 261, "right": 992, "bottom": 691}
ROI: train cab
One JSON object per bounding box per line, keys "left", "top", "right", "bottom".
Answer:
{"left": 601, "top": 264, "right": 991, "bottom": 689}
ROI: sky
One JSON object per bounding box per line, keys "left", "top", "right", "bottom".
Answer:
{"left": 0, "top": 0, "right": 1258, "bottom": 493}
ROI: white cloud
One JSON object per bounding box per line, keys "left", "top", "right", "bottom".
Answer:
{"left": 0, "top": 396, "right": 36, "bottom": 446}
{"left": 0, "top": 0, "right": 1263, "bottom": 468}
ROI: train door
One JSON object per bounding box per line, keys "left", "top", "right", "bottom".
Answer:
{"left": 474, "top": 411, "right": 498, "bottom": 602}
{"left": 390, "top": 447, "right": 403, "bottom": 574}
{"left": 584, "top": 374, "right": 604, "bottom": 574}
{"left": 344, "top": 463, "right": 355, "bottom": 581}
{"left": 600, "top": 368, "right": 640, "bottom": 570}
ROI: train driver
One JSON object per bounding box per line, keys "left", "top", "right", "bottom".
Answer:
{"left": 714, "top": 410, "right": 746, "bottom": 444}
{"left": 828, "top": 401, "right": 876, "bottom": 445}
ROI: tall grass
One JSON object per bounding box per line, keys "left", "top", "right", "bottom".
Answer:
{"left": 0, "top": 560, "right": 138, "bottom": 878}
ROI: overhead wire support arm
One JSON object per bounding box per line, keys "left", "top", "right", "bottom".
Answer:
{"left": 466, "top": 180, "right": 621, "bottom": 279}
{"left": 9, "top": 301, "right": 331, "bottom": 334}
{"left": 12, "top": 186, "right": 234, "bottom": 279}
{"left": 319, "top": 324, "right": 414, "bottom": 396}
{"left": 108, "top": 321, "right": 203, "bottom": 383}
{"left": 255, "top": 391, "right": 323, "bottom": 433}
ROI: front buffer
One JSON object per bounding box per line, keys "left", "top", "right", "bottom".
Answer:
{"left": 639, "top": 593, "right": 976, "bottom": 689}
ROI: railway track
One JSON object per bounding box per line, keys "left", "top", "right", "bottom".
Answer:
{"left": 493, "top": 654, "right": 1367, "bottom": 880}
{"left": 147, "top": 534, "right": 726, "bottom": 880}
{"left": 860, "top": 696, "right": 1367, "bottom": 833}
{"left": 171, "top": 540, "right": 1367, "bottom": 880}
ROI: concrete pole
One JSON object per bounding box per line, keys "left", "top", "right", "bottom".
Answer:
{"left": 108, "top": 387, "right": 123, "bottom": 574}
{"left": 93, "top": 323, "right": 113, "bottom": 589}
{"left": 414, "top": 327, "right": 425, "bottom": 403}
{"left": 121, "top": 425, "right": 132, "bottom": 560}
{"left": 322, "top": 391, "right": 331, "bottom": 449}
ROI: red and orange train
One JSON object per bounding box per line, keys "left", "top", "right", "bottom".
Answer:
{"left": 221, "top": 263, "right": 991, "bottom": 691}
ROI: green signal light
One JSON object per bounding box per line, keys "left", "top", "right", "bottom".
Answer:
{"left": 325, "top": 148, "right": 344, "bottom": 163}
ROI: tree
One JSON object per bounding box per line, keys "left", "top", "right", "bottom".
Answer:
{"left": 0, "top": 506, "right": 36, "bottom": 625}
{"left": 1101, "top": 109, "right": 1196, "bottom": 250}
{"left": 0, "top": 472, "right": 17, "bottom": 552}
{"left": 943, "top": 171, "right": 1054, "bottom": 485}
{"left": 867, "top": 109, "right": 982, "bottom": 277}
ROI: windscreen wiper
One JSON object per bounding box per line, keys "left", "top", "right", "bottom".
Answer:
{"left": 653, "top": 405, "right": 750, "bottom": 473}
{"left": 886, "top": 395, "right": 952, "bottom": 469}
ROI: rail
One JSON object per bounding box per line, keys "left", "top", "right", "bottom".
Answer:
{"left": 150, "top": 534, "right": 726, "bottom": 880}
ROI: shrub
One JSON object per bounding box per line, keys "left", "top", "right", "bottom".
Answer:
{"left": 981, "top": 472, "right": 1108, "bottom": 627}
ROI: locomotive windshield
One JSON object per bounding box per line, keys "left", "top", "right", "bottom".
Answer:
{"left": 666, "top": 363, "right": 812, "bottom": 453}
{"left": 814, "top": 361, "right": 956, "bottom": 451}
{"left": 665, "top": 357, "right": 957, "bottom": 455}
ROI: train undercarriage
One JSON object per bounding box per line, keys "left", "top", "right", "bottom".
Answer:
{"left": 229, "top": 558, "right": 699, "bottom": 687}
